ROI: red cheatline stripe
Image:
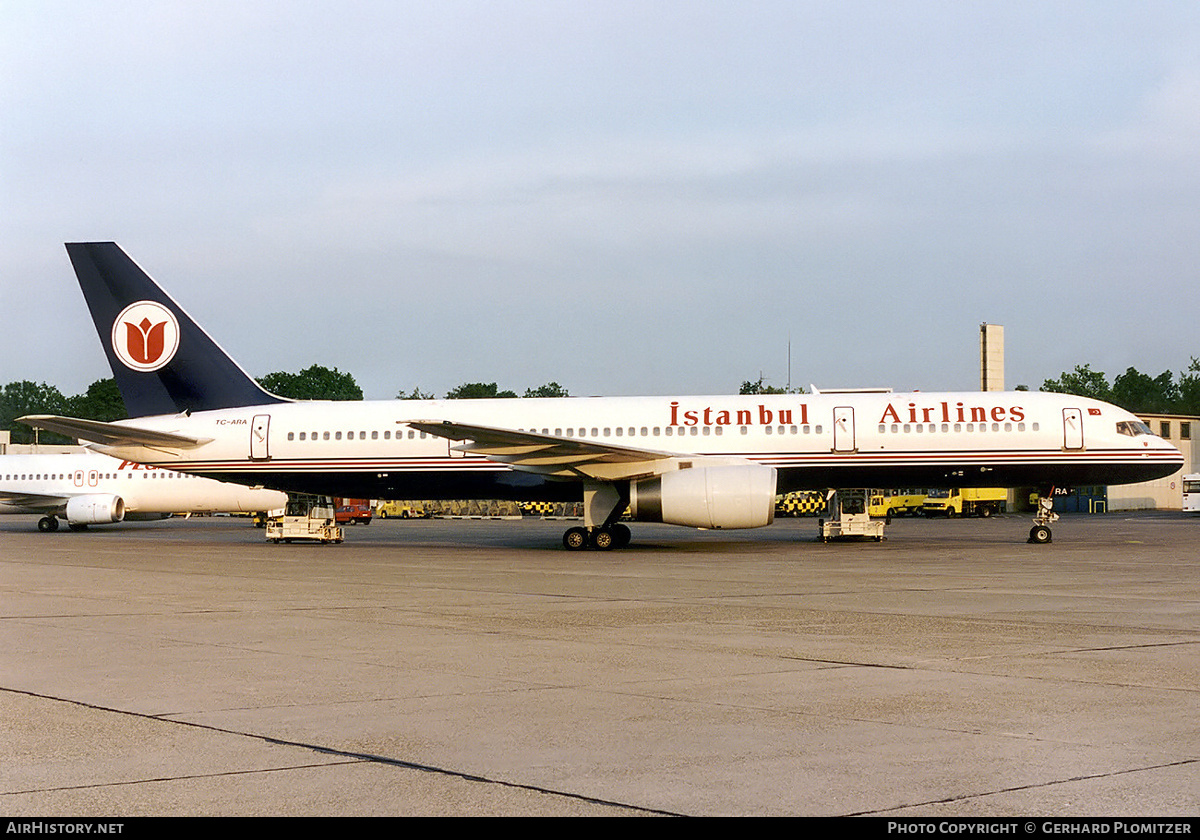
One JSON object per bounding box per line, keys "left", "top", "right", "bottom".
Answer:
{"left": 137, "top": 449, "right": 1180, "bottom": 473}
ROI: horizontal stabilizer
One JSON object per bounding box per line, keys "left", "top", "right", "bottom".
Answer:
{"left": 18, "top": 415, "right": 211, "bottom": 448}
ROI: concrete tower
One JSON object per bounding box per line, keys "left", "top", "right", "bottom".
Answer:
{"left": 981, "top": 323, "right": 1004, "bottom": 392}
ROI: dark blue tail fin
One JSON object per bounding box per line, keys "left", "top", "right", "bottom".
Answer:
{"left": 66, "top": 242, "right": 286, "bottom": 417}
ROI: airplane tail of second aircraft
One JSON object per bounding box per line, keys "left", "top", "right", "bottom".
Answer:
{"left": 66, "top": 242, "right": 286, "bottom": 417}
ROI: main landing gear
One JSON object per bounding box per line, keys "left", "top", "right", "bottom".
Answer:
{"left": 37, "top": 515, "right": 60, "bottom": 532}
{"left": 562, "top": 482, "right": 632, "bottom": 551}
{"left": 562, "top": 523, "right": 632, "bottom": 551}
{"left": 1028, "top": 487, "right": 1058, "bottom": 544}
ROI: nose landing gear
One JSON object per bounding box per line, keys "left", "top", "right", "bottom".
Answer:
{"left": 1028, "top": 487, "right": 1059, "bottom": 544}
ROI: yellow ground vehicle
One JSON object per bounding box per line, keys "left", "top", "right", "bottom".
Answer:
{"left": 922, "top": 488, "right": 1006, "bottom": 518}
{"left": 867, "top": 489, "right": 926, "bottom": 518}
{"left": 776, "top": 491, "right": 826, "bottom": 517}
{"left": 374, "top": 500, "right": 427, "bottom": 519}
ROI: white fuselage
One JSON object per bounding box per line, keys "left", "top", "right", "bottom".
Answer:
{"left": 0, "top": 451, "right": 287, "bottom": 522}
{"left": 82, "top": 390, "right": 1183, "bottom": 501}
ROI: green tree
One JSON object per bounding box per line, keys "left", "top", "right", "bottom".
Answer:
{"left": 1176, "top": 357, "right": 1200, "bottom": 416}
{"left": 524, "top": 382, "right": 569, "bottom": 398}
{"left": 1, "top": 380, "right": 71, "bottom": 444}
{"left": 445, "top": 382, "right": 517, "bottom": 399}
{"left": 396, "top": 387, "right": 435, "bottom": 400}
{"left": 739, "top": 376, "right": 804, "bottom": 395}
{"left": 65, "top": 378, "right": 127, "bottom": 422}
{"left": 258, "top": 365, "right": 363, "bottom": 400}
{"left": 1040, "top": 364, "right": 1112, "bottom": 401}
{"left": 1111, "top": 367, "right": 1178, "bottom": 415}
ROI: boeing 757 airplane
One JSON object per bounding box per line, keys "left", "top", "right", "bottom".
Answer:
{"left": 1, "top": 451, "right": 286, "bottom": 531}
{"left": 20, "top": 243, "right": 1184, "bottom": 548}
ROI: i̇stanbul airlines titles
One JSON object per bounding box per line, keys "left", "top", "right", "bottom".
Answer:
{"left": 19, "top": 243, "right": 1184, "bottom": 550}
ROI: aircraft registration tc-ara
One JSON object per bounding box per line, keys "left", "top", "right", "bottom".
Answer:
{"left": 0, "top": 451, "right": 287, "bottom": 532}
{"left": 20, "top": 243, "right": 1184, "bottom": 549}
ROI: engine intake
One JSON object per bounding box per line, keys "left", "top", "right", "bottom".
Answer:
{"left": 629, "top": 465, "right": 776, "bottom": 529}
{"left": 65, "top": 494, "right": 126, "bottom": 525}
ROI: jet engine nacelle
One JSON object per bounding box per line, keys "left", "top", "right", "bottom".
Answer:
{"left": 629, "top": 465, "right": 777, "bottom": 529}
{"left": 65, "top": 494, "right": 126, "bottom": 525}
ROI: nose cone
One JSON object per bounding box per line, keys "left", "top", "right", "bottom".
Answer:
{"left": 1142, "top": 438, "right": 1185, "bottom": 482}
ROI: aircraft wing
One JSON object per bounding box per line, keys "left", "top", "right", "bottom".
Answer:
{"left": 17, "top": 415, "right": 212, "bottom": 448}
{"left": 407, "top": 420, "right": 690, "bottom": 481}
{"left": 0, "top": 490, "right": 70, "bottom": 513}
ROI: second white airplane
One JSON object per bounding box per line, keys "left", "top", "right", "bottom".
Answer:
{"left": 21, "top": 243, "right": 1184, "bottom": 549}
{"left": 1, "top": 451, "right": 287, "bottom": 532}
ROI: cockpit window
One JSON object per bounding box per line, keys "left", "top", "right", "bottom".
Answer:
{"left": 1116, "top": 421, "right": 1153, "bottom": 437}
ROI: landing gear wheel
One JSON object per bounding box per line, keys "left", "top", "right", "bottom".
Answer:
{"left": 611, "top": 523, "right": 631, "bottom": 549}
{"left": 590, "top": 527, "right": 615, "bottom": 551}
{"left": 563, "top": 527, "right": 588, "bottom": 551}
{"left": 1028, "top": 525, "right": 1052, "bottom": 544}
{"left": 68, "top": 523, "right": 87, "bottom": 531}
{"left": 37, "top": 516, "right": 59, "bottom": 532}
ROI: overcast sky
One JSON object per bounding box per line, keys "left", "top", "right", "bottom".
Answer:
{"left": 3, "top": 1, "right": 1199, "bottom": 401}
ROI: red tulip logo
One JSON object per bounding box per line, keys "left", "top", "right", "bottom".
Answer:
{"left": 111, "top": 301, "right": 180, "bottom": 371}
{"left": 126, "top": 317, "right": 167, "bottom": 365}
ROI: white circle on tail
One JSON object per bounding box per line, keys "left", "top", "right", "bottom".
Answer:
{"left": 111, "top": 301, "right": 181, "bottom": 372}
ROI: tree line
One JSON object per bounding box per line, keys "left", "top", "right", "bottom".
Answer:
{"left": 1040, "top": 358, "right": 1200, "bottom": 415}
{"left": 1, "top": 379, "right": 127, "bottom": 445}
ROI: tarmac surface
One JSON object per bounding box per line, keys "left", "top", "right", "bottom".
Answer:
{"left": 2, "top": 512, "right": 1197, "bottom": 816}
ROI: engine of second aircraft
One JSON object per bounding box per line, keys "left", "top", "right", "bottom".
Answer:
{"left": 628, "top": 464, "right": 777, "bottom": 529}
{"left": 65, "top": 494, "right": 127, "bottom": 525}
